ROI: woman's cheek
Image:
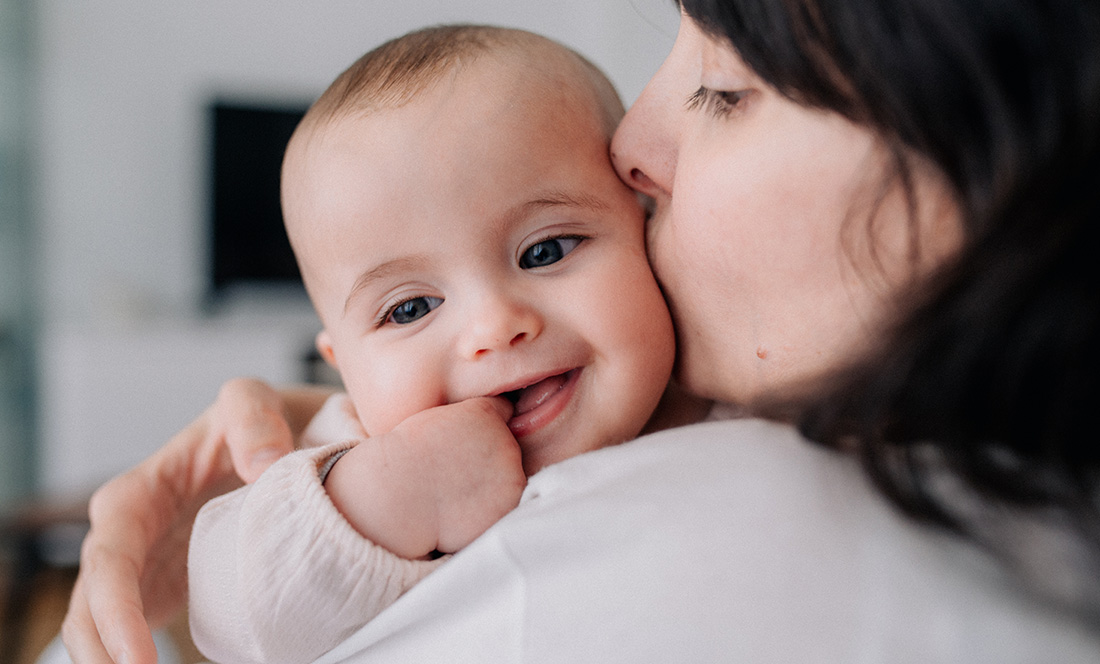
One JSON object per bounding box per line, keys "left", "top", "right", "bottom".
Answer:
{"left": 645, "top": 211, "right": 678, "bottom": 298}
{"left": 661, "top": 170, "right": 737, "bottom": 287}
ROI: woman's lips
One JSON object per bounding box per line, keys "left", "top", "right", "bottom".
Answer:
{"left": 506, "top": 368, "right": 580, "bottom": 438}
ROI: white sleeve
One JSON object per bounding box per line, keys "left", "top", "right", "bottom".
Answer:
{"left": 188, "top": 408, "right": 447, "bottom": 664}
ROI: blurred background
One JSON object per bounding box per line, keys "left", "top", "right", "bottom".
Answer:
{"left": 0, "top": 0, "right": 679, "bottom": 660}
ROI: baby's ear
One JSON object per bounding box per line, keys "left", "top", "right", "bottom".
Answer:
{"left": 315, "top": 330, "right": 338, "bottom": 368}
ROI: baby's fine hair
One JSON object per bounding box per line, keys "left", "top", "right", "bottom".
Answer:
{"left": 302, "top": 24, "right": 623, "bottom": 131}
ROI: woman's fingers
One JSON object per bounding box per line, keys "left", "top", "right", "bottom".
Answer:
{"left": 62, "top": 579, "right": 114, "bottom": 664}
{"left": 65, "top": 574, "right": 158, "bottom": 664}
{"left": 62, "top": 580, "right": 129, "bottom": 664}
{"left": 62, "top": 480, "right": 161, "bottom": 664}
{"left": 85, "top": 475, "right": 165, "bottom": 663}
{"left": 60, "top": 378, "right": 309, "bottom": 663}
{"left": 216, "top": 378, "right": 296, "bottom": 482}
{"left": 65, "top": 446, "right": 196, "bottom": 664}
{"left": 227, "top": 409, "right": 295, "bottom": 483}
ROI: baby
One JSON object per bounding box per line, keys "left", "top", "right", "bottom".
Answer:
{"left": 188, "top": 24, "right": 705, "bottom": 664}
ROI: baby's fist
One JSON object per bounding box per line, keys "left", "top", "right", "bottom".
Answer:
{"left": 398, "top": 397, "right": 525, "bottom": 553}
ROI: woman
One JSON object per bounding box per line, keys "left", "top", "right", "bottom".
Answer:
{"left": 62, "top": 0, "right": 1099, "bottom": 661}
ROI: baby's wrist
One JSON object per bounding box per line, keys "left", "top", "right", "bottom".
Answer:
{"left": 322, "top": 439, "right": 439, "bottom": 559}
{"left": 318, "top": 447, "right": 352, "bottom": 485}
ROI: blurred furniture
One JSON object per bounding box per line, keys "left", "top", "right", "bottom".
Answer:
{"left": 0, "top": 495, "right": 88, "bottom": 664}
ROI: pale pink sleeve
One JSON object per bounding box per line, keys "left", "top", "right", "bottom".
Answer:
{"left": 188, "top": 396, "right": 447, "bottom": 664}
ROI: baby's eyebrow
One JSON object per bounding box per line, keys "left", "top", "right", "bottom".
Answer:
{"left": 343, "top": 255, "right": 430, "bottom": 316}
{"left": 487, "top": 190, "right": 610, "bottom": 244}
{"left": 518, "top": 191, "right": 610, "bottom": 217}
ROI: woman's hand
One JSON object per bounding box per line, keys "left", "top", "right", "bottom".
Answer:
{"left": 61, "top": 379, "right": 331, "bottom": 663}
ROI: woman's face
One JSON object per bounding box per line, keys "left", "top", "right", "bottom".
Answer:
{"left": 611, "top": 12, "right": 961, "bottom": 408}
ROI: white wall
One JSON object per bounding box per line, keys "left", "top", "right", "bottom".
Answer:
{"left": 31, "top": 0, "right": 679, "bottom": 493}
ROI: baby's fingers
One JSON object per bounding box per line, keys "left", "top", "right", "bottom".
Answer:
{"left": 466, "top": 395, "right": 515, "bottom": 424}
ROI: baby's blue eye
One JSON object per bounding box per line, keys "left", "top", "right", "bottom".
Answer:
{"left": 387, "top": 296, "right": 443, "bottom": 324}
{"left": 520, "top": 237, "right": 582, "bottom": 269}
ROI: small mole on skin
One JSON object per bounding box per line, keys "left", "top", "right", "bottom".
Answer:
{"left": 756, "top": 346, "right": 768, "bottom": 360}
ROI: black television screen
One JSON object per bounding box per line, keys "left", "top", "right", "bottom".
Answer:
{"left": 208, "top": 100, "right": 309, "bottom": 299}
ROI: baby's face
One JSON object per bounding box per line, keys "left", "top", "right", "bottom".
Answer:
{"left": 284, "top": 52, "right": 674, "bottom": 475}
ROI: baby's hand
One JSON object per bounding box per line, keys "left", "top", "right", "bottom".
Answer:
{"left": 324, "top": 397, "right": 525, "bottom": 559}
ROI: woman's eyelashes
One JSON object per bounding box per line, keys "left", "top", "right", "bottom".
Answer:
{"left": 685, "top": 86, "right": 749, "bottom": 118}
{"left": 519, "top": 236, "right": 583, "bottom": 269}
{"left": 381, "top": 295, "right": 444, "bottom": 326}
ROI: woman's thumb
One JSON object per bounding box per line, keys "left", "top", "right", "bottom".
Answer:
{"left": 230, "top": 416, "right": 294, "bottom": 483}
{"left": 217, "top": 378, "right": 296, "bottom": 482}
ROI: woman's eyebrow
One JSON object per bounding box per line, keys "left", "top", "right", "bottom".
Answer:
{"left": 343, "top": 255, "right": 430, "bottom": 316}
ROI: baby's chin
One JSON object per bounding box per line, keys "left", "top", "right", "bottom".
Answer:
{"left": 519, "top": 426, "right": 638, "bottom": 477}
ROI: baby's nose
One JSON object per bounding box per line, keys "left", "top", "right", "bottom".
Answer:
{"left": 458, "top": 295, "right": 543, "bottom": 360}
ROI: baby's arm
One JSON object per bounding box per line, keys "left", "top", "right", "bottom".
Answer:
{"left": 188, "top": 441, "right": 448, "bottom": 664}
{"left": 188, "top": 395, "right": 525, "bottom": 664}
{"left": 324, "top": 396, "right": 525, "bottom": 558}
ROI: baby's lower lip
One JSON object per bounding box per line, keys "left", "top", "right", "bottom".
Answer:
{"left": 506, "top": 369, "right": 580, "bottom": 438}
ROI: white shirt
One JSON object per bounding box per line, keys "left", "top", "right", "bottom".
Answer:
{"left": 193, "top": 397, "right": 1100, "bottom": 663}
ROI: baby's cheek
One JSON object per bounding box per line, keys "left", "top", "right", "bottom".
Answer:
{"left": 346, "top": 371, "right": 447, "bottom": 436}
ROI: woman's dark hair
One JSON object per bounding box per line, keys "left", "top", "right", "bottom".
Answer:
{"left": 681, "top": 0, "right": 1100, "bottom": 607}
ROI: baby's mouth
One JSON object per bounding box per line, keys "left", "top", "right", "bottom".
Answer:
{"left": 503, "top": 370, "right": 575, "bottom": 417}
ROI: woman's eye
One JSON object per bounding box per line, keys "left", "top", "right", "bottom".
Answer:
{"left": 386, "top": 296, "right": 443, "bottom": 325}
{"left": 519, "top": 237, "right": 583, "bottom": 269}
{"left": 685, "top": 86, "right": 748, "bottom": 118}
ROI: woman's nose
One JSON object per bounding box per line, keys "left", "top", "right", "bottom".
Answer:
{"left": 458, "top": 292, "right": 544, "bottom": 360}
{"left": 611, "top": 59, "right": 680, "bottom": 201}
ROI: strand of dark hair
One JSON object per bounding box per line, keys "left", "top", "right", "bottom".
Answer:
{"left": 684, "top": 0, "right": 1100, "bottom": 606}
